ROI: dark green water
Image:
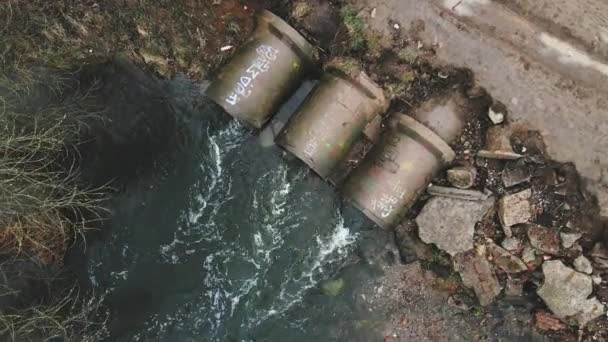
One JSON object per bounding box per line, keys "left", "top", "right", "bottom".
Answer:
{"left": 85, "top": 77, "right": 394, "bottom": 341}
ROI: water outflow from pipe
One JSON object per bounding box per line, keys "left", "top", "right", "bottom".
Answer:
{"left": 342, "top": 92, "right": 469, "bottom": 228}
{"left": 206, "top": 10, "right": 317, "bottom": 129}
{"left": 85, "top": 76, "right": 393, "bottom": 342}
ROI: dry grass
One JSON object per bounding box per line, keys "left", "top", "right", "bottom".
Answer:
{"left": 0, "top": 69, "right": 109, "bottom": 265}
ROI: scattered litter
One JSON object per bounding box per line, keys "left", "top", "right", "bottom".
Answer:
{"left": 220, "top": 45, "right": 233, "bottom": 51}
{"left": 371, "top": 8, "right": 377, "bottom": 18}
{"left": 393, "top": 23, "right": 400, "bottom": 30}
{"left": 488, "top": 107, "right": 504, "bottom": 124}
{"left": 477, "top": 150, "right": 523, "bottom": 160}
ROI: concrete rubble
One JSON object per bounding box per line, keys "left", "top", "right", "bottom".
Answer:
{"left": 574, "top": 255, "right": 593, "bottom": 275}
{"left": 486, "top": 240, "right": 527, "bottom": 273}
{"left": 416, "top": 196, "right": 495, "bottom": 256}
{"left": 526, "top": 224, "right": 560, "bottom": 255}
{"left": 560, "top": 232, "right": 582, "bottom": 249}
{"left": 446, "top": 166, "right": 477, "bottom": 189}
{"left": 498, "top": 189, "right": 533, "bottom": 237}
{"left": 501, "top": 237, "right": 521, "bottom": 252}
{"left": 537, "top": 260, "right": 605, "bottom": 326}
{"left": 454, "top": 248, "right": 502, "bottom": 306}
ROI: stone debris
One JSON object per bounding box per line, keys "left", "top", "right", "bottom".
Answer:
{"left": 505, "top": 277, "right": 524, "bottom": 297}
{"left": 427, "top": 185, "right": 491, "bottom": 201}
{"left": 591, "top": 243, "right": 608, "bottom": 271}
{"left": 488, "top": 106, "right": 505, "bottom": 124}
{"left": 534, "top": 311, "right": 567, "bottom": 331}
{"left": 487, "top": 240, "right": 527, "bottom": 273}
{"left": 498, "top": 189, "right": 532, "bottom": 237}
{"left": 477, "top": 125, "right": 523, "bottom": 160}
{"left": 454, "top": 248, "right": 502, "bottom": 306}
{"left": 501, "top": 160, "right": 531, "bottom": 188}
{"left": 574, "top": 255, "right": 593, "bottom": 275}
{"left": 417, "top": 197, "right": 495, "bottom": 256}
{"left": 537, "top": 260, "right": 605, "bottom": 326}
{"left": 447, "top": 166, "right": 477, "bottom": 189}
{"left": 560, "top": 232, "right": 582, "bottom": 249}
{"left": 501, "top": 237, "right": 521, "bottom": 252}
{"left": 521, "top": 244, "right": 541, "bottom": 268}
{"left": 527, "top": 224, "right": 560, "bottom": 255}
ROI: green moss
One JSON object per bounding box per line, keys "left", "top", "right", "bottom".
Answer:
{"left": 321, "top": 278, "right": 345, "bottom": 296}
{"left": 398, "top": 50, "right": 418, "bottom": 64}
{"left": 292, "top": 1, "right": 313, "bottom": 20}
{"left": 399, "top": 70, "right": 416, "bottom": 83}
{"left": 339, "top": 5, "right": 366, "bottom": 52}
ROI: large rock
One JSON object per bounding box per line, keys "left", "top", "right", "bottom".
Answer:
{"left": 416, "top": 197, "right": 495, "bottom": 256}
{"left": 498, "top": 189, "right": 533, "bottom": 237}
{"left": 537, "top": 260, "right": 605, "bottom": 326}
{"left": 454, "top": 248, "right": 502, "bottom": 306}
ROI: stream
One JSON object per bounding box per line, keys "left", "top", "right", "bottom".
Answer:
{"left": 84, "top": 76, "right": 395, "bottom": 341}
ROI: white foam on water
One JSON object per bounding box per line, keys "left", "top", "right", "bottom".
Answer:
{"left": 251, "top": 209, "right": 358, "bottom": 325}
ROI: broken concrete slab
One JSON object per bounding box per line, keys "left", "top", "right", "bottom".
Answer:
{"left": 454, "top": 248, "right": 502, "bottom": 306}
{"left": 447, "top": 166, "right": 477, "bottom": 189}
{"left": 498, "top": 189, "right": 533, "bottom": 237}
{"left": 560, "top": 232, "right": 582, "bottom": 249}
{"left": 574, "top": 255, "right": 593, "bottom": 275}
{"left": 505, "top": 277, "right": 524, "bottom": 297}
{"left": 537, "top": 260, "right": 605, "bottom": 326}
{"left": 427, "top": 185, "right": 490, "bottom": 201}
{"left": 416, "top": 197, "right": 495, "bottom": 256}
{"left": 527, "top": 224, "right": 560, "bottom": 255}
{"left": 487, "top": 240, "right": 527, "bottom": 273}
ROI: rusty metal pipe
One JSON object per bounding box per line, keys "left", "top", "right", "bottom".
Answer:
{"left": 206, "top": 10, "right": 317, "bottom": 128}
{"left": 342, "top": 114, "right": 457, "bottom": 229}
{"left": 277, "top": 70, "right": 387, "bottom": 179}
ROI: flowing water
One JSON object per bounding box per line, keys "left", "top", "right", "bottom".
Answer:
{"left": 84, "top": 77, "right": 395, "bottom": 341}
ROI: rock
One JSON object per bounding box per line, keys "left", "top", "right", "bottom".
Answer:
{"left": 527, "top": 224, "right": 560, "bottom": 255}
{"left": 321, "top": 278, "right": 345, "bottom": 296}
{"left": 454, "top": 248, "right": 502, "bottom": 306}
{"left": 291, "top": 0, "right": 339, "bottom": 48}
{"left": 427, "top": 185, "right": 490, "bottom": 201}
{"left": 502, "top": 160, "right": 531, "bottom": 188}
{"left": 537, "top": 260, "right": 605, "bottom": 326}
{"left": 501, "top": 237, "right": 522, "bottom": 252}
{"left": 560, "top": 232, "right": 582, "bottom": 249}
{"left": 447, "top": 166, "right": 477, "bottom": 189}
{"left": 574, "top": 255, "right": 593, "bottom": 274}
{"left": 505, "top": 277, "right": 524, "bottom": 297}
{"left": 477, "top": 125, "right": 523, "bottom": 160}
{"left": 521, "top": 244, "right": 540, "bottom": 267}
{"left": 488, "top": 105, "right": 505, "bottom": 124}
{"left": 591, "top": 243, "right": 608, "bottom": 271}
{"left": 498, "top": 189, "right": 533, "bottom": 237}
{"left": 417, "top": 197, "right": 495, "bottom": 256}
{"left": 487, "top": 240, "right": 527, "bottom": 273}
{"left": 534, "top": 311, "right": 567, "bottom": 331}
